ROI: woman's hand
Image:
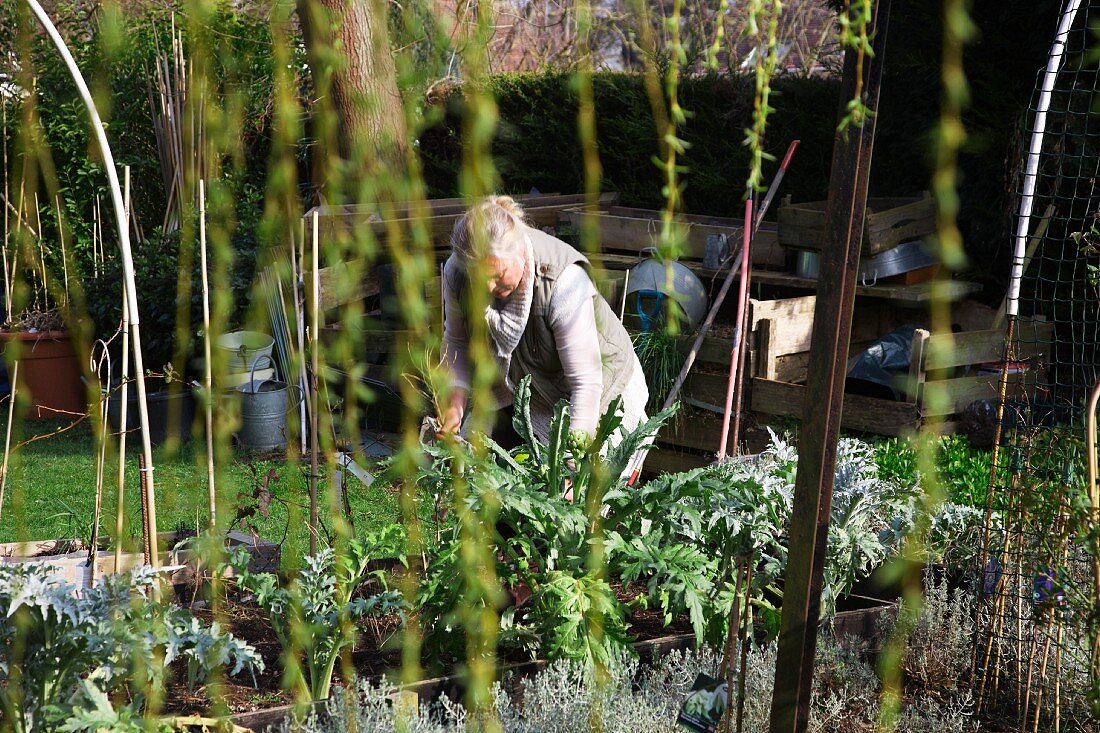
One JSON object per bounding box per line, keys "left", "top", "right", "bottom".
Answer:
{"left": 435, "top": 389, "right": 468, "bottom": 438}
{"left": 437, "top": 404, "right": 464, "bottom": 437}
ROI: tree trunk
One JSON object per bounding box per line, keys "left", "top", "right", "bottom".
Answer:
{"left": 298, "top": 0, "right": 408, "bottom": 180}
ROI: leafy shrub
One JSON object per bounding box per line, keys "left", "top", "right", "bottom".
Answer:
{"left": 893, "top": 571, "right": 975, "bottom": 693}
{"left": 0, "top": 562, "right": 262, "bottom": 733}
{"left": 82, "top": 211, "right": 263, "bottom": 372}
{"left": 228, "top": 526, "right": 406, "bottom": 702}
{"left": 873, "top": 434, "right": 992, "bottom": 508}
{"left": 415, "top": 376, "right": 675, "bottom": 669}
{"left": 416, "top": 391, "right": 987, "bottom": 666}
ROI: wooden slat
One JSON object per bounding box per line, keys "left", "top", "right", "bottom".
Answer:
{"left": 905, "top": 329, "right": 930, "bottom": 404}
{"left": 683, "top": 371, "right": 730, "bottom": 406}
{"left": 311, "top": 259, "right": 378, "bottom": 312}
{"left": 778, "top": 195, "right": 935, "bottom": 256}
{"left": 598, "top": 258, "right": 982, "bottom": 304}
{"left": 642, "top": 447, "right": 711, "bottom": 475}
{"left": 750, "top": 377, "right": 921, "bottom": 436}
{"left": 561, "top": 208, "right": 785, "bottom": 267}
{"left": 921, "top": 371, "right": 1040, "bottom": 417}
{"left": 749, "top": 296, "right": 817, "bottom": 357}
{"left": 924, "top": 320, "right": 1054, "bottom": 371}
{"left": 751, "top": 270, "right": 981, "bottom": 303}
{"left": 304, "top": 191, "right": 570, "bottom": 219}
{"left": 655, "top": 409, "right": 727, "bottom": 452}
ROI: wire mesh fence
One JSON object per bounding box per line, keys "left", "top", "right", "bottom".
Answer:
{"left": 975, "top": 2, "right": 1100, "bottom": 730}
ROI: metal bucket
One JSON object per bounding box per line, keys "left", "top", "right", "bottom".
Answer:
{"left": 217, "top": 331, "right": 274, "bottom": 373}
{"left": 235, "top": 356, "right": 300, "bottom": 451}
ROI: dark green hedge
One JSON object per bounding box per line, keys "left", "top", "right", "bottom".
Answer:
{"left": 418, "top": 0, "right": 1063, "bottom": 295}
{"left": 418, "top": 73, "right": 844, "bottom": 219}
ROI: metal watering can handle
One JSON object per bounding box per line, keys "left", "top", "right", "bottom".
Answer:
{"left": 248, "top": 354, "right": 276, "bottom": 382}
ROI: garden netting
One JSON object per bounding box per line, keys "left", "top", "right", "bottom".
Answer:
{"left": 974, "top": 1, "right": 1100, "bottom": 729}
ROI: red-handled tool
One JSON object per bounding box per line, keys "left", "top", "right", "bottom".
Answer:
{"left": 625, "top": 140, "right": 800, "bottom": 485}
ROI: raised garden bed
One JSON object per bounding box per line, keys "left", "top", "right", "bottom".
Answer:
{"left": 221, "top": 590, "right": 898, "bottom": 731}
{"left": 0, "top": 530, "right": 279, "bottom": 589}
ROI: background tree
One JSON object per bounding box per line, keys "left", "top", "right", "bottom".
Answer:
{"left": 297, "top": 0, "right": 408, "bottom": 189}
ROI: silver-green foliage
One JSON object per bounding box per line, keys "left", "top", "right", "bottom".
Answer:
{"left": 621, "top": 430, "right": 988, "bottom": 643}
{"left": 0, "top": 562, "right": 262, "bottom": 733}
{"left": 277, "top": 582, "right": 983, "bottom": 732}
{"left": 228, "top": 526, "right": 406, "bottom": 702}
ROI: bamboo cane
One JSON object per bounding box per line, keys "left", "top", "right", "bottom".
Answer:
{"left": 618, "top": 269, "right": 630, "bottom": 322}
{"left": 0, "top": 361, "right": 18, "bottom": 522}
{"left": 2, "top": 102, "right": 10, "bottom": 318}
{"left": 729, "top": 241, "right": 752, "bottom": 456}
{"left": 26, "top": 0, "right": 161, "bottom": 569}
{"left": 1087, "top": 376, "right": 1100, "bottom": 709}
{"left": 114, "top": 177, "right": 133, "bottom": 572}
{"left": 33, "top": 192, "right": 45, "bottom": 308}
{"left": 55, "top": 195, "right": 69, "bottom": 306}
{"left": 92, "top": 195, "right": 99, "bottom": 279}
{"left": 718, "top": 559, "right": 746, "bottom": 733}
{"left": 88, "top": 342, "right": 110, "bottom": 584}
{"left": 199, "top": 180, "right": 215, "bottom": 528}
{"left": 735, "top": 556, "right": 753, "bottom": 733}
{"left": 309, "top": 210, "right": 320, "bottom": 555}
{"left": 295, "top": 218, "right": 309, "bottom": 456}
{"left": 978, "top": 450, "right": 1023, "bottom": 710}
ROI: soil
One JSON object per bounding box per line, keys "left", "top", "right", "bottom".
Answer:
{"left": 163, "top": 583, "right": 696, "bottom": 716}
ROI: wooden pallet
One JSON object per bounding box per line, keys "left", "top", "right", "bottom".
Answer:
{"left": 560, "top": 206, "right": 786, "bottom": 267}
{"left": 307, "top": 192, "right": 621, "bottom": 247}
{"left": 777, "top": 193, "right": 936, "bottom": 256}
{"left": 747, "top": 295, "right": 1054, "bottom": 435}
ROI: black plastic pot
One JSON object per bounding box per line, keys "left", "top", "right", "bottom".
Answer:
{"left": 106, "top": 380, "right": 196, "bottom": 446}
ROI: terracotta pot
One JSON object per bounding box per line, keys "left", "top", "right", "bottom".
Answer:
{"left": 0, "top": 330, "right": 86, "bottom": 420}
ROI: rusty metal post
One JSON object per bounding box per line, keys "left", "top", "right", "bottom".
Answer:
{"left": 767, "top": 2, "right": 891, "bottom": 731}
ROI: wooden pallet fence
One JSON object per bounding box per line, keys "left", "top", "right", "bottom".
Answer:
{"left": 560, "top": 206, "right": 786, "bottom": 267}
{"left": 747, "top": 294, "right": 1053, "bottom": 435}
{"left": 308, "top": 192, "right": 620, "bottom": 246}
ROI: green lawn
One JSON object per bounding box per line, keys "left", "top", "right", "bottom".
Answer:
{"left": 0, "top": 417, "right": 408, "bottom": 570}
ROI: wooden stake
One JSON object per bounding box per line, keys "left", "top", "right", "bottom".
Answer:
{"left": 294, "top": 218, "right": 309, "bottom": 455}
{"left": 718, "top": 198, "right": 752, "bottom": 458}
{"left": 618, "top": 269, "right": 630, "bottom": 322}
{"left": 115, "top": 290, "right": 130, "bottom": 571}
{"left": 199, "top": 180, "right": 215, "bottom": 528}
{"left": 0, "top": 361, "right": 18, "bottom": 522}
{"left": 735, "top": 558, "right": 753, "bottom": 733}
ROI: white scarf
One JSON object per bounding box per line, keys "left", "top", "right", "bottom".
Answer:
{"left": 483, "top": 235, "right": 534, "bottom": 390}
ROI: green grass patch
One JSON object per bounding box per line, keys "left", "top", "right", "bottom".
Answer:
{"left": 0, "top": 418, "right": 407, "bottom": 570}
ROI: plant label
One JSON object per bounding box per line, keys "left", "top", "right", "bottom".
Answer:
{"left": 677, "top": 673, "right": 728, "bottom": 732}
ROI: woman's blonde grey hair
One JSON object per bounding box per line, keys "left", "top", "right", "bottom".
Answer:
{"left": 450, "top": 195, "right": 527, "bottom": 262}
